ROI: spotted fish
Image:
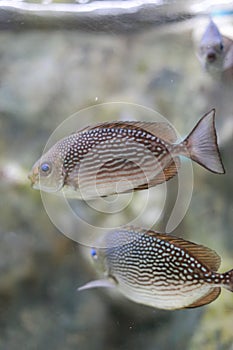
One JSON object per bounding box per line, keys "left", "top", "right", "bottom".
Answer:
{"left": 28, "top": 109, "right": 225, "bottom": 199}
{"left": 198, "top": 19, "right": 233, "bottom": 78}
{"left": 78, "top": 227, "right": 233, "bottom": 310}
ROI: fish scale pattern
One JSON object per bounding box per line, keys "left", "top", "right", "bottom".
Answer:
{"left": 62, "top": 126, "right": 168, "bottom": 177}
{"left": 105, "top": 230, "right": 209, "bottom": 289}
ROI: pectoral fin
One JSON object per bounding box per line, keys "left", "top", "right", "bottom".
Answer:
{"left": 78, "top": 279, "right": 116, "bottom": 291}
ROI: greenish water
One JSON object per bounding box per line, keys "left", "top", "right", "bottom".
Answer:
{"left": 0, "top": 2, "right": 232, "bottom": 349}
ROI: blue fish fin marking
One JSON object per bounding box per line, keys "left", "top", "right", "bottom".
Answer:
{"left": 182, "top": 109, "right": 225, "bottom": 174}
{"left": 77, "top": 279, "right": 116, "bottom": 291}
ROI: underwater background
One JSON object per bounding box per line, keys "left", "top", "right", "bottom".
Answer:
{"left": 0, "top": 1, "right": 232, "bottom": 349}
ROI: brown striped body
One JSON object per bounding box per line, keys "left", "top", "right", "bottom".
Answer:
{"left": 62, "top": 124, "right": 180, "bottom": 198}
{"left": 28, "top": 110, "right": 225, "bottom": 198}
{"left": 78, "top": 227, "right": 233, "bottom": 310}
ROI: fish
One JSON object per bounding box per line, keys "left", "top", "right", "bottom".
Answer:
{"left": 28, "top": 109, "right": 225, "bottom": 199}
{"left": 78, "top": 227, "right": 233, "bottom": 310}
{"left": 198, "top": 19, "right": 233, "bottom": 79}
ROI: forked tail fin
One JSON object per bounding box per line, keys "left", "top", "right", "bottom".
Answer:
{"left": 223, "top": 269, "right": 233, "bottom": 292}
{"left": 183, "top": 109, "right": 225, "bottom": 174}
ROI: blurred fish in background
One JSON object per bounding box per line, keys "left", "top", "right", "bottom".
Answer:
{"left": 197, "top": 18, "right": 233, "bottom": 81}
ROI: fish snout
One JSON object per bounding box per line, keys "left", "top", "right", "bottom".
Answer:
{"left": 28, "top": 170, "right": 38, "bottom": 188}
{"left": 206, "top": 51, "right": 217, "bottom": 63}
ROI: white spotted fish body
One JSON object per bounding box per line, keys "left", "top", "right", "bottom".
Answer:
{"left": 28, "top": 109, "right": 225, "bottom": 199}
{"left": 79, "top": 227, "right": 233, "bottom": 310}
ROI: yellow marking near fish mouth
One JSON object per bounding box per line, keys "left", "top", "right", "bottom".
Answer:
{"left": 28, "top": 169, "right": 39, "bottom": 187}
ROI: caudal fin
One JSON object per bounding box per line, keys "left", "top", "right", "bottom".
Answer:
{"left": 223, "top": 269, "right": 233, "bottom": 292}
{"left": 183, "top": 109, "right": 225, "bottom": 174}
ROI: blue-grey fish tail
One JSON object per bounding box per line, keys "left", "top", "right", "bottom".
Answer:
{"left": 183, "top": 109, "right": 225, "bottom": 174}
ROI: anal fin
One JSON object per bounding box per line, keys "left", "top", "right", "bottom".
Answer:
{"left": 186, "top": 287, "right": 221, "bottom": 308}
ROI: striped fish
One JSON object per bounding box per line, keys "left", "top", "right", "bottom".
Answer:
{"left": 28, "top": 109, "right": 225, "bottom": 199}
{"left": 78, "top": 227, "right": 233, "bottom": 310}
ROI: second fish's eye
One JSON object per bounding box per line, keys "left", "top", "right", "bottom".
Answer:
{"left": 40, "top": 162, "right": 51, "bottom": 175}
{"left": 91, "top": 248, "right": 97, "bottom": 258}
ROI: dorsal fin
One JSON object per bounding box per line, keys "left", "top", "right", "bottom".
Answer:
{"left": 201, "top": 19, "right": 222, "bottom": 47}
{"left": 186, "top": 288, "right": 221, "bottom": 308}
{"left": 129, "top": 121, "right": 177, "bottom": 143}
{"left": 146, "top": 231, "right": 221, "bottom": 271}
{"left": 76, "top": 121, "right": 177, "bottom": 143}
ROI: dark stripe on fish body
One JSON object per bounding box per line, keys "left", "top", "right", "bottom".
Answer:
{"left": 79, "top": 163, "right": 152, "bottom": 181}
{"left": 62, "top": 126, "right": 170, "bottom": 177}
{"left": 78, "top": 154, "right": 158, "bottom": 176}
{"left": 67, "top": 156, "right": 167, "bottom": 192}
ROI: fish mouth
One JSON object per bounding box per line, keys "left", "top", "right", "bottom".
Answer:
{"left": 28, "top": 171, "right": 64, "bottom": 193}
{"left": 28, "top": 171, "right": 38, "bottom": 188}
{"left": 207, "top": 52, "right": 217, "bottom": 63}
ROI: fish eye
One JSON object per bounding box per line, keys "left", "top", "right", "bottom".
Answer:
{"left": 40, "top": 162, "right": 52, "bottom": 176}
{"left": 219, "top": 42, "right": 224, "bottom": 51}
{"left": 91, "top": 248, "right": 97, "bottom": 258}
